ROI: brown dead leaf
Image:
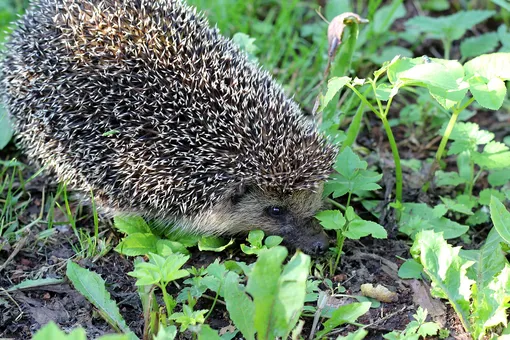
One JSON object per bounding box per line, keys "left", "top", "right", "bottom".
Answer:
{"left": 409, "top": 279, "right": 446, "bottom": 326}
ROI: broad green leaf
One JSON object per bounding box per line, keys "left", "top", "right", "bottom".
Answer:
{"left": 490, "top": 196, "right": 510, "bottom": 244}
{"left": 439, "top": 196, "right": 474, "bottom": 215}
{"left": 479, "top": 189, "right": 506, "bottom": 206}
{"left": 114, "top": 216, "right": 151, "bottom": 234}
{"left": 472, "top": 141, "right": 510, "bottom": 169}
{"left": 156, "top": 239, "right": 190, "bottom": 256}
{"left": 32, "top": 322, "right": 86, "bottom": 340}
{"left": 315, "top": 210, "right": 346, "bottom": 231}
{"left": 405, "top": 10, "right": 495, "bottom": 41}
{"left": 411, "top": 231, "right": 474, "bottom": 332}
{"left": 464, "top": 52, "right": 510, "bottom": 80}
{"left": 246, "top": 247, "right": 310, "bottom": 339}
{"left": 319, "top": 77, "right": 351, "bottom": 112}
{"left": 264, "top": 235, "right": 283, "bottom": 248}
{"left": 492, "top": 0, "right": 510, "bottom": 11}
{"left": 399, "top": 203, "right": 469, "bottom": 239}
{"left": 0, "top": 106, "right": 13, "bottom": 150}
{"left": 246, "top": 246, "right": 287, "bottom": 338}
{"left": 129, "top": 253, "right": 189, "bottom": 286}
{"left": 197, "top": 325, "right": 222, "bottom": 340}
{"left": 488, "top": 169, "right": 510, "bottom": 186}
{"left": 247, "top": 230, "right": 264, "bottom": 248}
{"left": 435, "top": 170, "right": 467, "bottom": 187}
{"left": 398, "top": 259, "right": 424, "bottom": 279}
{"left": 154, "top": 325, "right": 177, "bottom": 340}
{"left": 498, "top": 24, "right": 510, "bottom": 52}
{"left": 198, "top": 236, "right": 234, "bottom": 252}
{"left": 344, "top": 219, "right": 387, "bottom": 239}
{"left": 388, "top": 58, "right": 468, "bottom": 109}
{"left": 315, "top": 302, "right": 371, "bottom": 339}
{"left": 224, "top": 272, "right": 255, "bottom": 340}
{"left": 470, "top": 227, "right": 509, "bottom": 338}
{"left": 334, "top": 147, "right": 368, "bottom": 179}
{"left": 115, "top": 233, "right": 159, "bottom": 256}
{"left": 66, "top": 261, "right": 131, "bottom": 333}
{"left": 467, "top": 75, "right": 507, "bottom": 110}
{"left": 460, "top": 32, "right": 499, "bottom": 59}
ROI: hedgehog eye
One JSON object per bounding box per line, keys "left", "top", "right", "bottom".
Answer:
{"left": 266, "top": 206, "right": 286, "bottom": 218}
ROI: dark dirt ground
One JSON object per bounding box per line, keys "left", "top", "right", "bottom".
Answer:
{"left": 0, "top": 151, "right": 475, "bottom": 339}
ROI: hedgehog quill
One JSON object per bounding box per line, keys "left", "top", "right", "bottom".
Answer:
{"left": 1, "top": 0, "right": 337, "bottom": 254}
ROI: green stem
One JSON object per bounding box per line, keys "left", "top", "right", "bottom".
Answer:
{"left": 332, "top": 232, "right": 345, "bottom": 274}
{"left": 326, "top": 198, "right": 346, "bottom": 211}
{"left": 380, "top": 116, "right": 403, "bottom": 204}
{"left": 160, "top": 284, "right": 176, "bottom": 315}
{"left": 434, "top": 98, "right": 475, "bottom": 163}
{"left": 345, "top": 83, "right": 382, "bottom": 118}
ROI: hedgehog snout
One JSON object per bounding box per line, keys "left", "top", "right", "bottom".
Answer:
{"left": 277, "top": 217, "right": 330, "bottom": 256}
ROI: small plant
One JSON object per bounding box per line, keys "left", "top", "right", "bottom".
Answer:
{"left": 410, "top": 197, "right": 510, "bottom": 339}
{"left": 383, "top": 307, "right": 440, "bottom": 340}
{"left": 240, "top": 229, "right": 283, "bottom": 255}
{"left": 318, "top": 147, "right": 387, "bottom": 273}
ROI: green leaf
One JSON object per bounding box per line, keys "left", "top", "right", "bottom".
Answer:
{"left": 439, "top": 196, "right": 474, "bottom": 215}
{"left": 488, "top": 169, "right": 510, "bottom": 186}
{"left": 264, "top": 235, "right": 283, "bottom": 248}
{"left": 315, "top": 302, "right": 371, "bottom": 339}
{"left": 197, "top": 325, "right": 222, "bottom": 340}
{"left": 388, "top": 57, "right": 468, "bottom": 109}
{"left": 315, "top": 210, "right": 346, "bottom": 231}
{"left": 405, "top": 10, "right": 495, "bottom": 41}
{"left": 464, "top": 52, "right": 510, "bottom": 81}
{"left": 467, "top": 75, "right": 507, "bottom": 110}
{"left": 479, "top": 189, "right": 506, "bottom": 206}
{"left": 0, "top": 106, "right": 13, "bottom": 150}
{"left": 154, "top": 325, "right": 177, "bottom": 340}
{"left": 224, "top": 272, "right": 255, "bottom": 340}
{"left": 460, "top": 32, "right": 499, "bottom": 59}
{"left": 399, "top": 203, "right": 469, "bottom": 239}
{"left": 246, "top": 247, "right": 310, "bottom": 339}
{"left": 129, "top": 253, "right": 189, "bottom": 287}
{"left": 156, "top": 239, "right": 190, "bottom": 256}
{"left": 115, "top": 233, "right": 159, "bottom": 256}
{"left": 472, "top": 141, "right": 510, "bottom": 169}
{"left": 469, "top": 228, "right": 510, "bottom": 338}
{"left": 411, "top": 231, "right": 474, "bottom": 332}
{"left": 32, "top": 322, "right": 86, "bottom": 340}
{"left": 435, "top": 170, "right": 467, "bottom": 187}
{"left": 319, "top": 77, "right": 351, "bottom": 112}
{"left": 7, "top": 278, "right": 65, "bottom": 292}
{"left": 114, "top": 216, "right": 151, "bottom": 234}
{"left": 232, "top": 32, "right": 258, "bottom": 62}
{"left": 398, "top": 259, "right": 424, "bottom": 279}
{"left": 198, "top": 236, "right": 234, "bottom": 252}
{"left": 490, "top": 196, "right": 510, "bottom": 244}
{"left": 66, "top": 261, "right": 131, "bottom": 333}
{"left": 344, "top": 219, "right": 387, "bottom": 240}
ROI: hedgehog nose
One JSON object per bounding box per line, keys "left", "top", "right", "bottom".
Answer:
{"left": 312, "top": 238, "right": 329, "bottom": 255}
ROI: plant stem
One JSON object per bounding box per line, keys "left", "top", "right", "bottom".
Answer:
{"left": 333, "top": 232, "right": 345, "bottom": 274}
{"left": 380, "top": 116, "right": 403, "bottom": 205}
{"left": 346, "top": 84, "right": 382, "bottom": 119}
{"left": 326, "top": 198, "right": 346, "bottom": 211}
{"left": 434, "top": 98, "right": 475, "bottom": 163}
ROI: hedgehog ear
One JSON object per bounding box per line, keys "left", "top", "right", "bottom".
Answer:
{"left": 231, "top": 182, "right": 252, "bottom": 205}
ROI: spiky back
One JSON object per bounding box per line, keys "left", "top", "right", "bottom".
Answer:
{"left": 1, "top": 0, "right": 337, "bottom": 217}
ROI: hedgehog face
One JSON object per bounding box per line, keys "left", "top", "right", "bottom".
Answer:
{"left": 195, "top": 184, "right": 330, "bottom": 255}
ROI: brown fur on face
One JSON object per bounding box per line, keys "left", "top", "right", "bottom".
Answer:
{"left": 179, "top": 184, "right": 330, "bottom": 255}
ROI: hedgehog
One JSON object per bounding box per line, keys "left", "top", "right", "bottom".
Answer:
{"left": 1, "top": 0, "right": 338, "bottom": 254}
